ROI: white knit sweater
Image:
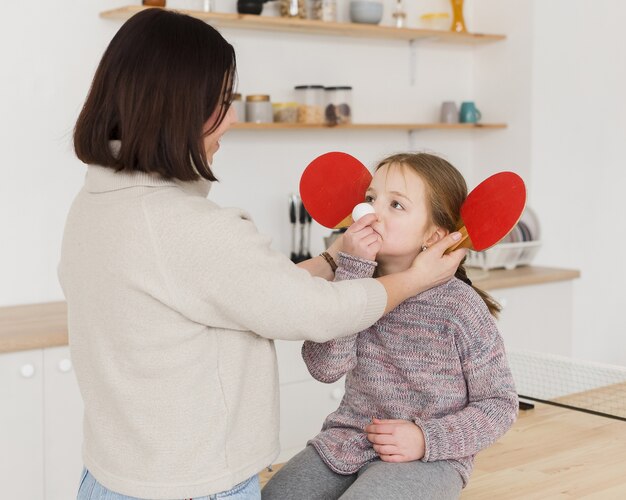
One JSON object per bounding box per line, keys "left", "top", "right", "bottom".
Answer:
{"left": 58, "top": 165, "right": 386, "bottom": 499}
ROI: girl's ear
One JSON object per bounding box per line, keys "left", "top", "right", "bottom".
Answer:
{"left": 424, "top": 226, "right": 449, "bottom": 247}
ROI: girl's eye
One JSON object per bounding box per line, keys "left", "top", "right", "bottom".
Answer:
{"left": 365, "top": 195, "right": 374, "bottom": 202}
{"left": 392, "top": 201, "right": 404, "bottom": 210}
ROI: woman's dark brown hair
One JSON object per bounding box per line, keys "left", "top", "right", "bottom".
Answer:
{"left": 375, "top": 153, "right": 502, "bottom": 317}
{"left": 74, "top": 8, "right": 236, "bottom": 181}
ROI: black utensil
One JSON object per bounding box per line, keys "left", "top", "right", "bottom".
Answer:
{"left": 298, "top": 196, "right": 306, "bottom": 262}
{"left": 303, "top": 204, "right": 312, "bottom": 260}
{"left": 289, "top": 194, "right": 298, "bottom": 262}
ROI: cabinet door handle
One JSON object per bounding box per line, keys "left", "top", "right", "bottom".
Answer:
{"left": 58, "top": 359, "right": 73, "bottom": 373}
{"left": 20, "top": 363, "right": 36, "bottom": 378}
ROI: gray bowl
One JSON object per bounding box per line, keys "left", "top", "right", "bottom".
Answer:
{"left": 349, "top": 0, "right": 383, "bottom": 24}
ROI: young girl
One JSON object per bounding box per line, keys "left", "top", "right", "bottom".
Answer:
{"left": 262, "top": 153, "right": 518, "bottom": 500}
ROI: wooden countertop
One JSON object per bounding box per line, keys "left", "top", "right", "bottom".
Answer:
{"left": 0, "top": 301, "right": 68, "bottom": 354}
{"left": 468, "top": 265, "right": 580, "bottom": 291}
{"left": 0, "top": 266, "right": 580, "bottom": 355}
{"left": 260, "top": 401, "right": 626, "bottom": 496}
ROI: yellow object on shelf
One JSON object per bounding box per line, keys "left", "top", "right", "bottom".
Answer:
{"left": 419, "top": 12, "right": 450, "bottom": 31}
{"left": 272, "top": 102, "right": 299, "bottom": 123}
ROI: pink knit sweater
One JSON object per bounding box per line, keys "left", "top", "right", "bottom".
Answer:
{"left": 303, "top": 253, "right": 518, "bottom": 486}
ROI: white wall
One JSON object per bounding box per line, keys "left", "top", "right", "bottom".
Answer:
{"left": 528, "top": 0, "right": 626, "bottom": 365}
{"left": 2, "top": 1, "right": 624, "bottom": 364}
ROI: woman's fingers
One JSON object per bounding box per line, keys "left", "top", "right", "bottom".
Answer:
{"left": 429, "top": 232, "right": 466, "bottom": 259}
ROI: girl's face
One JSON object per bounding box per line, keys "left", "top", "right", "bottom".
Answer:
{"left": 202, "top": 104, "right": 236, "bottom": 165}
{"left": 365, "top": 163, "right": 444, "bottom": 262}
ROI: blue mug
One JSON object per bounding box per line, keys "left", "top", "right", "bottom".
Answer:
{"left": 459, "top": 101, "right": 482, "bottom": 123}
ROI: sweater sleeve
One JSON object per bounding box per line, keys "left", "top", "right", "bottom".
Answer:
{"left": 147, "top": 203, "right": 387, "bottom": 343}
{"left": 302, "top": 253, "right": 377, "bottom": 383}
{"left": 415, "top": 297, "right": 519, "bottom": 462}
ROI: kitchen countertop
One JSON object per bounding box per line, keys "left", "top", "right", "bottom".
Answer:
{"left": 0, "top": 266, "right": 580, "bottom": 354}
{"left": 467, "top": 265, "right": 580, "bottom": 291}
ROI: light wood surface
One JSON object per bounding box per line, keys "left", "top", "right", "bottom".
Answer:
{"left": 0, "top": 267, "right": 579, "bottom": 354}
{"left": 231, "top": 123, "right": 507, "bottom": 131}
{"left": 469, "top": 266, "right": 580, "bottom": 291}
{"left": 0, "top": 301, "right": 67, "bottom": 354}
{"left": 554, "top": 381, "right": 626, "bottom": 420}
{"left": 99, "top": 7, "right": 506, "bottom": 44}
{"left": 259, "top": 402, "right": 626, "bottom": 498}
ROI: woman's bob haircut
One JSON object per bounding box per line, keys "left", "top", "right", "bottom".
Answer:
{"left": 74, "top": 8, "right": 236, "bottom": 182}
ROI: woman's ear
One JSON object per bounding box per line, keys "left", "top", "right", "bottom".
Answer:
{"left": 424, "top": 227, "right": 449, "bottom": 247}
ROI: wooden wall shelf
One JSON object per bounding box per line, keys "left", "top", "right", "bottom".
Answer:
{"left": 100, "top": 7, "right": 506, "bottom": 44}
{"left": 231, "top": 123, "right": 507, "bottom": 130}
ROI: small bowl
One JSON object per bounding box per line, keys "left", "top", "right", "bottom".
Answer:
{"left": 349, "top": 0, "right": 383, "bottom": 24}
{"left": 237, "top": 0, "right": 263, "bottom": 15}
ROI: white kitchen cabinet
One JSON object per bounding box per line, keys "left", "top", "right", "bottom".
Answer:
{"left": 43, "top": 346, "right": 84, "bottom": 500}
{"left": 0, "top": 349, "right": 45, "bottom": 499}
{"left": 275, "top": 339, "right": 348, "bottom": 462}
{"left": 0, "top": 346, "right": 83, "bottom": 500}
{"left": 490, "top": 280, "right": 574, "bottom": 357}
{"left": 277, "top": 374, "right": 345, "bottom": 464}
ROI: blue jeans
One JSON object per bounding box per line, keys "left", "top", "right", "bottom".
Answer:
{"left": 78, "top": 468, "right": 261, "bottom": 500}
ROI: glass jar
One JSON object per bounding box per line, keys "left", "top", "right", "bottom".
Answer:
{"left": 324, "top": 86, "right": 352, "bottom": 125}
{"left": 272, "top": 102, "right": 299, "bottom": 123}
{"left": 231, "top": 93, "right": 245, "bottom": 123}
{"left": 245, "top": 95, "right": 273, "bottom": 123}
{"left": 279, "top": 0, "right": 306, "bottom": 18}
{"left": 294, "top": 85, "right": 324, "bottom": 124}
{"left": 311, "top": 0, "right": 337, "bottom": 21}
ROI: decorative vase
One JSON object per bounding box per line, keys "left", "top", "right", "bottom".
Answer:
{"left": 450, "top": 0, "right": 467, "bottom": 33}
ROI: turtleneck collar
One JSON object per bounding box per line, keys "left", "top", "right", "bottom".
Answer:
{"left": 83, "top": 141, "right": 212, "bottom": 198}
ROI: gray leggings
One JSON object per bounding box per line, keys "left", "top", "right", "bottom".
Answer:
{"left": 262, "top": 445, "right": 463, "bottom": 500}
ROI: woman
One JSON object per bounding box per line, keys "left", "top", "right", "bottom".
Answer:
{"left": 59, "top": 9, "right": 467, "bottom": 500}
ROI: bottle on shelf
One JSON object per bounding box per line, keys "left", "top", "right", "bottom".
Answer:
{"left": 231, "top": 93, "right": 246, "bottom": 122}
{"left": 392, "top": 0, "right": 406, "bottom": 28}
{"left": 279, "top": 0, "right": 307, "bottom": 18}
{"left": 246, "top": 95, "right": 274, "bottom": 123}
{"left": 324, "top": 86, "right": 352, "bottom": 126}
{"left": 311, "top": 0, "right": 337, "bottom": 22}
{"left": 450, "top": 0, "right": 467, "bottom": 33}
{"left": 142, "top": 0, "right": 166, "bottom": 6}
{"left": 294, "top": 85, "right": 324, "bottom": 124}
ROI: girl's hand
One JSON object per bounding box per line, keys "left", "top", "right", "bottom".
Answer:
{"left": 365, "top": 418, "right": 425, "bottom": 462}
{"left": 341, "top": 213, "right": 381, "bottom": 261}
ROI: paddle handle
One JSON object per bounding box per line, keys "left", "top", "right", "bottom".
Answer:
{"left": 444, "top": 225, "right": 472, "bottom": 254}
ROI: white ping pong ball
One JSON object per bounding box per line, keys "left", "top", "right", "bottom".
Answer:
{"left": 352, "top": 203, "right": 376, "bottom": 222}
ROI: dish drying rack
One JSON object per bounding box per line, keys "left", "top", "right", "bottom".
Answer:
{"left": 466, "top": 206, "right": 542, "bottom": 271}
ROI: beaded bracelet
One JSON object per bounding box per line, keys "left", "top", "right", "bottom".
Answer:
{"left": 319, "top": 251, "right": 338, "bottom": 272}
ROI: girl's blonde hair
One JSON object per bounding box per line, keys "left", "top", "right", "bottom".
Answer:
{"left": 375, "top": 152, "right": 501, "bottom": 317}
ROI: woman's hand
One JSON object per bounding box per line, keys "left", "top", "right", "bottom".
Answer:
{"left": 365, "top": 418, "right": 425, "bottom": 462}
{"left": 409, "top": 232, "right": 467, "bottom": 293}
{"left": 340, "top": 213, "right": 381, "bottom": 261}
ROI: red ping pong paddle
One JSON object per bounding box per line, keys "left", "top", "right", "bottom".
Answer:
{"left": 446, "top": 171, "right": 526, "bottom": 253}
{"left": 299, "top": 152, "right": 372, "bottom": 229}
